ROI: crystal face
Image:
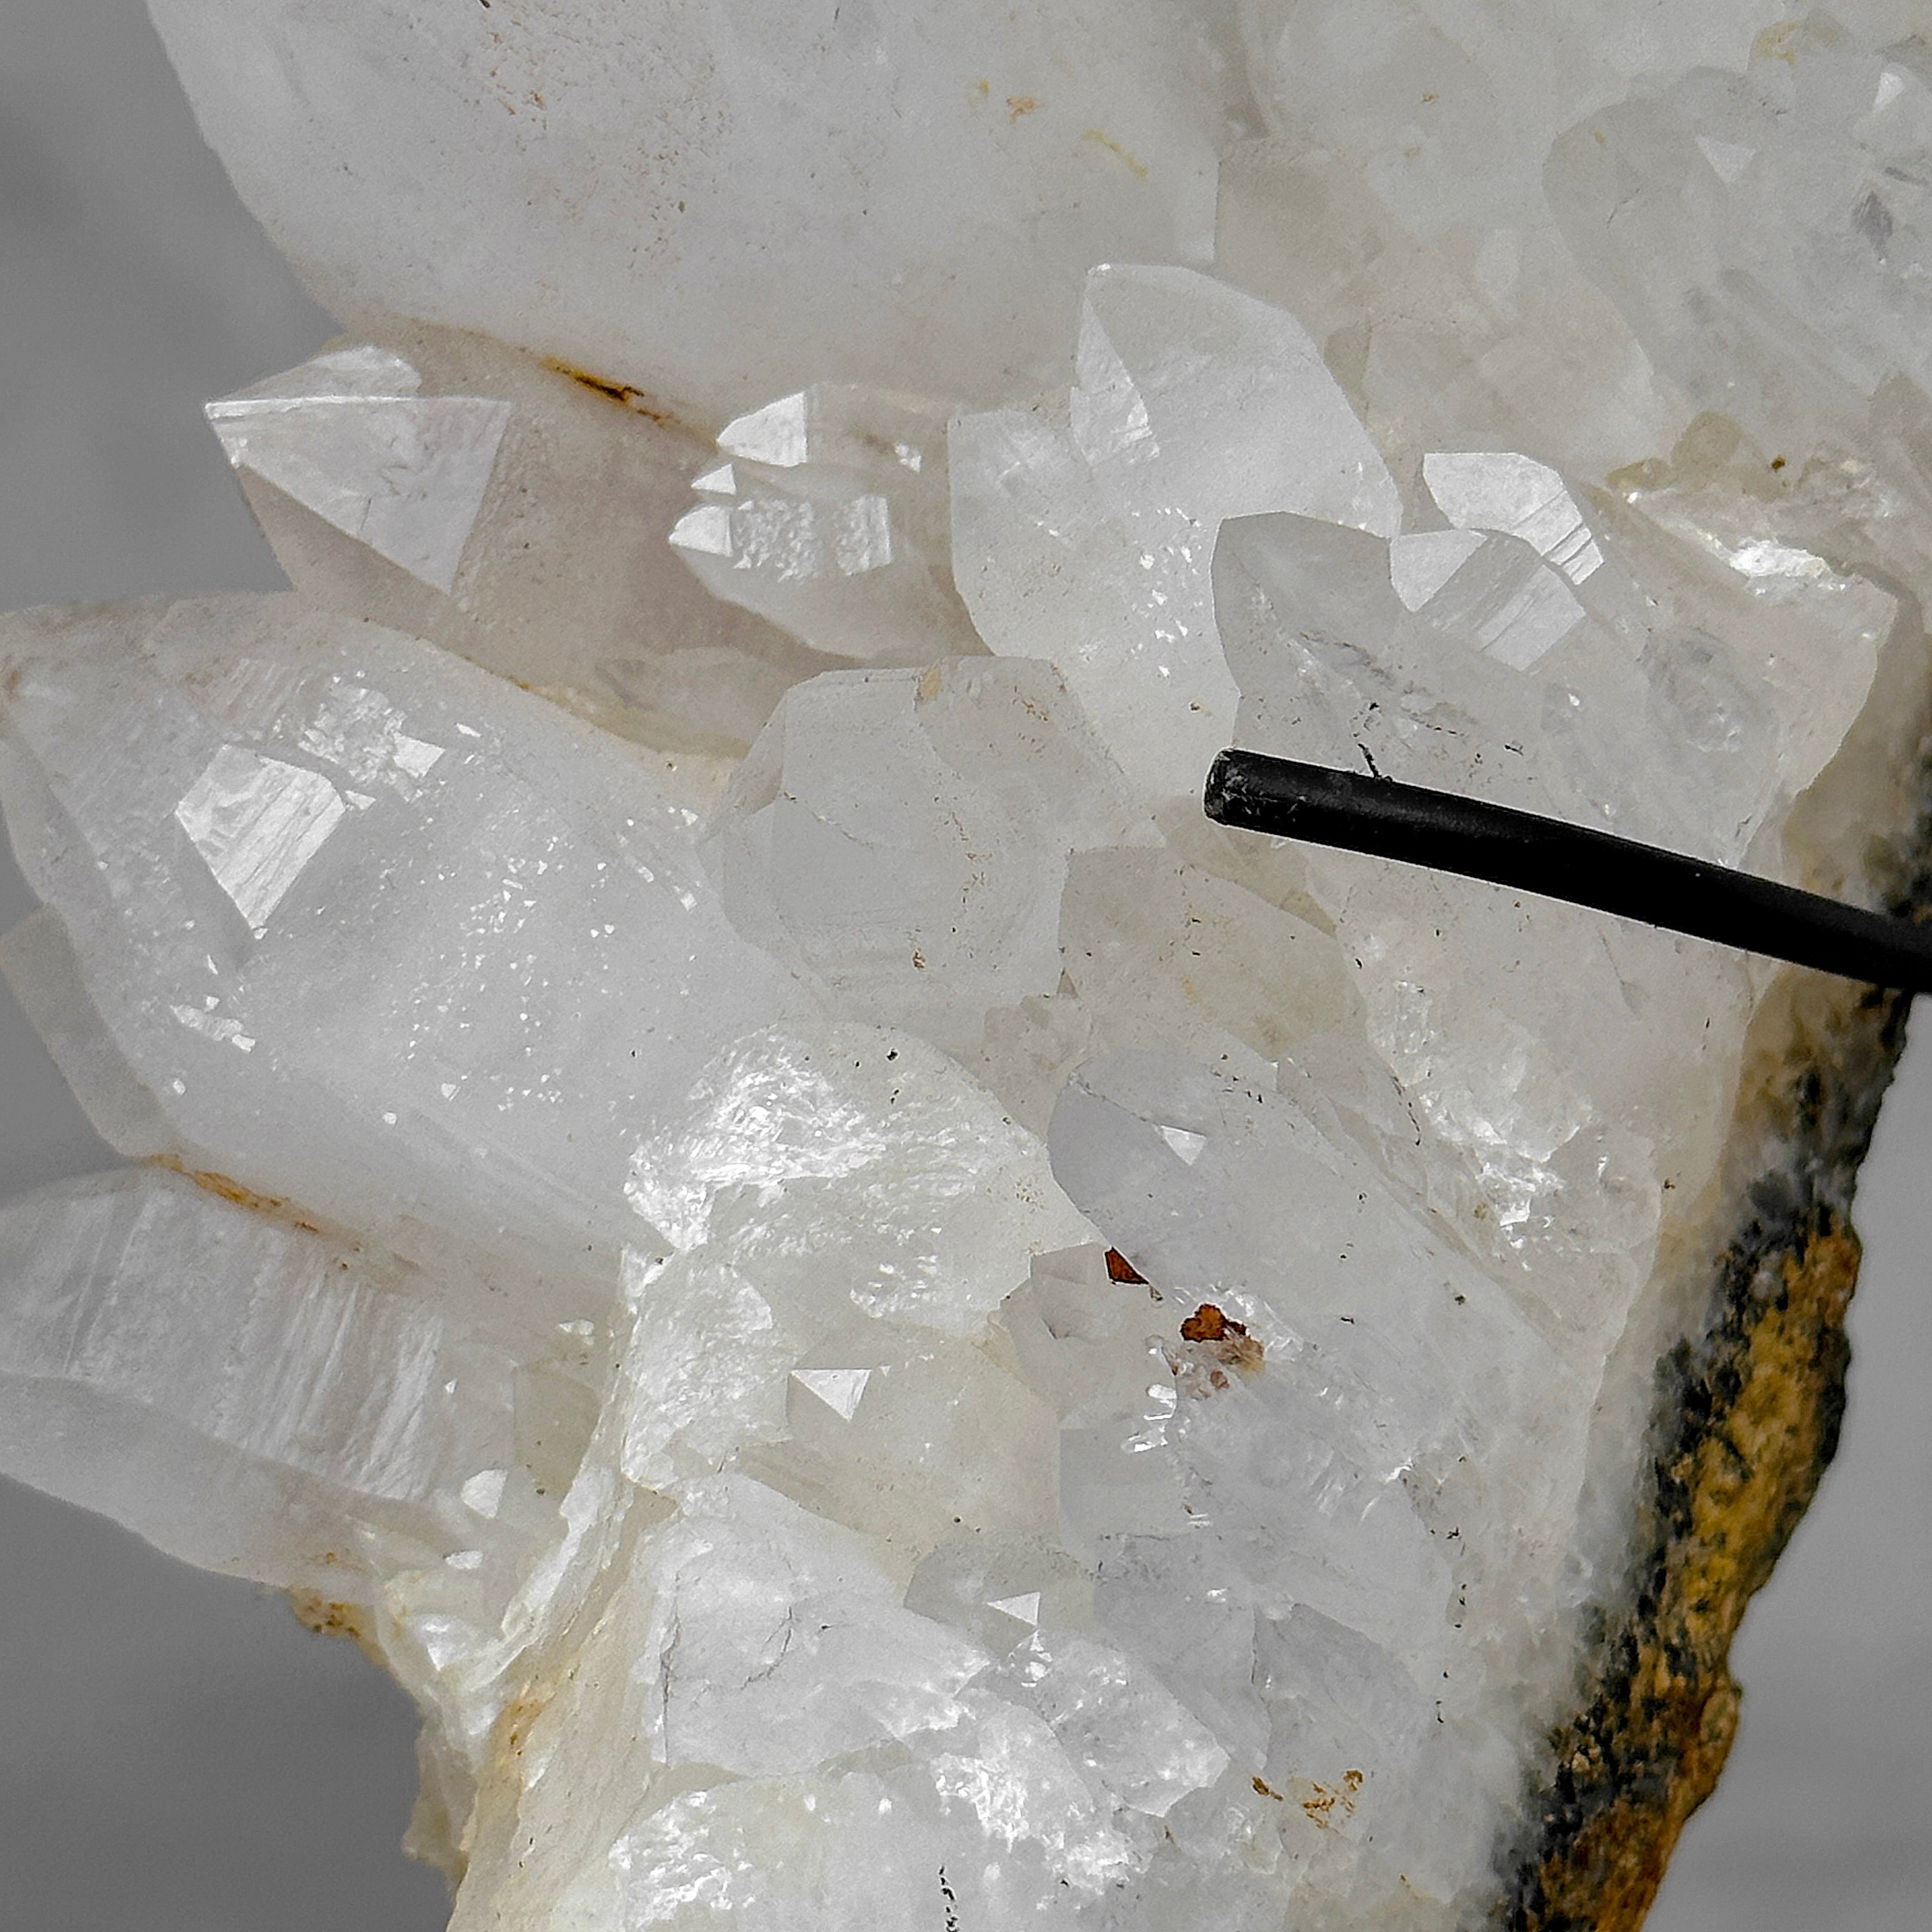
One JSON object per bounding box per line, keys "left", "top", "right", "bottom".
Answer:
{"left": 207, "top": 347, "right": 513, "bottom": 592}
{"left": 5, "top": 5, "right": 1932, "bottom": 1928}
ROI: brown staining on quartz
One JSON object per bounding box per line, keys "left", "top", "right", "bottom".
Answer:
{"left": 1165, "top": 1301, "right": 1267, "bottom": 1396}
{"left": 1251, "top": 1768, "right": 1366, "bottom": 1828}
{"left": 157, "top": 1156, "right": 325, "bottom": 1236}
{"left": 288, "top": 1589, "right": 385, "bottom": 1667}
{"left": 163, "top": 1160, "right": 288, "bottom": 1216}
{"left": 1181, "top": 1301, "right": 1266, "bottom": 1379}
{"left": 1300, "top": 1768, "right": 1365, "bottom": 1828}
{"left": 539, "top": 356, "right": 677, "bottom": 427}
{"left": 497, "top": 1689, "right": 549, "bottom": 1766}
{"left": 1508, "top": 965, "right": 1913, "bottom": 1931}
{"left": 1080, "top": 128, "right": 1149, "bottom": 179}
{"left": 1105, "top": 1245, "right": 1166, "bottom": 1303}
{"left": 1179, "top": 1301, "right": 1239, "bottom": 1342}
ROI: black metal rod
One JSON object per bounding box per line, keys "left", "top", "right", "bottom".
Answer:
{"left": 1204, "top": 748, "right": 1931, "bottom": 994}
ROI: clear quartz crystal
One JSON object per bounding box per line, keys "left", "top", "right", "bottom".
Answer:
{"left": 207, "top": 346, "right": 513, "bottom": 592}
{"left": 671, "top": 384, "right": 984, "bottom": 666}
{"left": 5, "top": 4, "right": 1932, "bottom": 1926}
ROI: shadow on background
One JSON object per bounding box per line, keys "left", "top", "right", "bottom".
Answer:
{"left": 0, "top": 3, "right": 1924, "bottom": 1928}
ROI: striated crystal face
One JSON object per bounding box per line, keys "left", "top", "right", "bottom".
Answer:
{"left": 6, "top": 4, "right": 1932, "bottom": 1928}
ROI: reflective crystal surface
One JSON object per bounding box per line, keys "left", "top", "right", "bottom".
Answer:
{"left": 5, "top": 5, "right": 1932, "bottom": 1927}
{"left": 208, "top": 347, "right": 512, "bottom": 592}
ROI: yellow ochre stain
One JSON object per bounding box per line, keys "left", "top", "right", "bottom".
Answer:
{"left": 1082, "top": 128, "right": 1148, "bottom": 179}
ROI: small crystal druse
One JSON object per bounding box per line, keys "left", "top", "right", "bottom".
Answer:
{"left": 5, "top": 6, "right": 1931, "bottom": 1928}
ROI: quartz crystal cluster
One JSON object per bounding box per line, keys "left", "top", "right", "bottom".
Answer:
{"left": 6, "top": 5, "right": 1932, "bottom": 1928}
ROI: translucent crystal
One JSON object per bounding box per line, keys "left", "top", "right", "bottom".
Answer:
{"left": 703, "top": 657, "right": 1151, "bottom": 1050}
{"left": 0, "top": 1167, "right": 523, "bottom": 1588}
{"left": 207, "top": 347, "right": 512, "bottom": 591}
{"left": 1241, "top": 0, "right": 1795, "bottom": 247}
{"left": 4, "top": 4, "right": 1931, "bottom": 1928}
{"left": 207, "top": 325, "right": 834, "bottom": 804}
{"left": 1548, "top": 35, "right": 1932, "bottom": 447}
{"left": 0, "top": 594, "right": 798, "bottom": 1284}
{"left": 172, "top": 743, "right": 353, "bottom": 937}
{"left": 670, "top": 385, "right": 982, "bottom": 664}
{"left": 952, "top": 263, "right": 1401, "bottom": 796}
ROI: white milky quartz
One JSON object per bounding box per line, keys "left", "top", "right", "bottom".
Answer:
{"left": 1545, "top": 27, "right": 1932, "bottom": 445}
{"left": 6, "top": 5, "right": 1932, "bottom": 1929}
{"left": 0, "top": 1169, "right": 512, "bottom": 1566}
{"left": 145, "top": 0, "right": 1248, "bottom": 418}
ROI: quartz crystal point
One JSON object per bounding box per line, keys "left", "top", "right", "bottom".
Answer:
{"left": 670, "top": 385, "right": 983, "bottom": 666}
{"left": 207, "top": 346, "right": 513, "bottom": 592}
{"left": 5, "top": 5, "right": 1932, "bottom": 1929}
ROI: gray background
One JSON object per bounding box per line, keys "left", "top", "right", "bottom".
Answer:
{"left": 0, "top": 3, "right": 1925, "bottom": 1926}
